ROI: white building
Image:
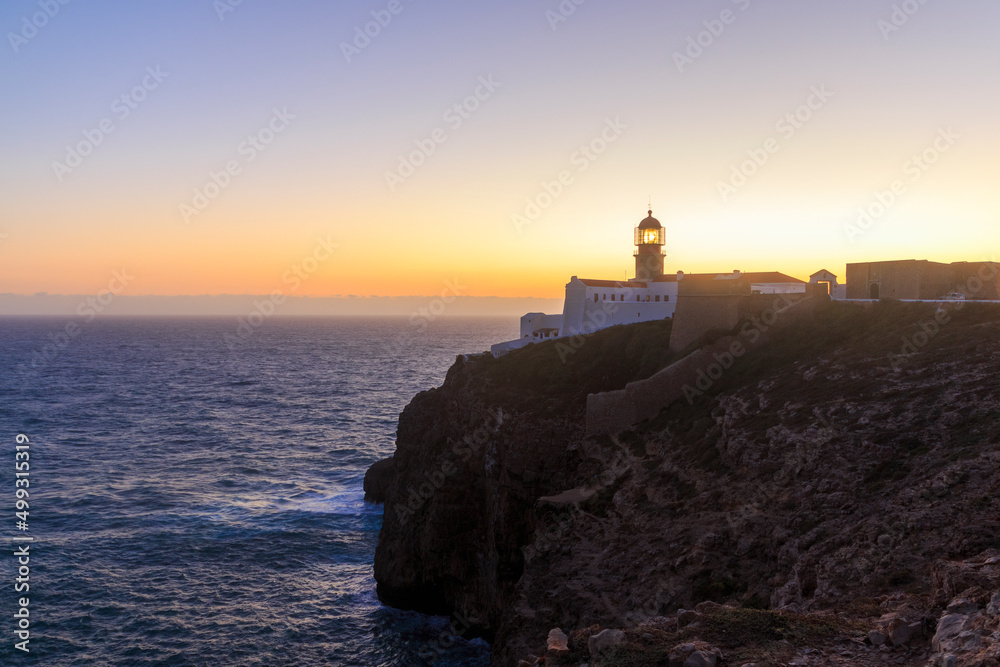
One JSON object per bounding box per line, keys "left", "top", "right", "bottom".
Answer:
{"left": 490, "top": 209, "right": 807, "bottom": 357}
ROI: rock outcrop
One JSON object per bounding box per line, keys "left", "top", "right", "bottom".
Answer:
{"left": 587, "top": 628, "right": 626, "bottom": 659}
{"left": 369, "top": 301, "right": 1000, "bottom": 665}
{"left": 362, "top": 456, "right": 395, "bottom": 503}
{"left": 928, "top": 551, "right": 1000, "bottom": 666}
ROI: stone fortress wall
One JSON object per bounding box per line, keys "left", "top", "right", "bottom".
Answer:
{"left": 587, "top": 283, "right": 828, "bottom": 435}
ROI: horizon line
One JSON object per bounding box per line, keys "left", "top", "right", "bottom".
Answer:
{"left": 0, "top": 293, "right": 559, "bottom": 300}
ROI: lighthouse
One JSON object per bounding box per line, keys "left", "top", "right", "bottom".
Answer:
{"left": 490, "top": 204, "right": 810, "bottom": 357}
{"left": 634, "top": 209, "right": 666, "bottom": 281}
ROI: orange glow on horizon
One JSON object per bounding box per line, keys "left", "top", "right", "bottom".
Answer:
{"left": 3, "top": 2, "right": 998, "bottom": 304}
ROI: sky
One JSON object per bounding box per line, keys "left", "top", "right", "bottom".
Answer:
{"left": 1, "top": 0, "right": 998, "bottom": 310}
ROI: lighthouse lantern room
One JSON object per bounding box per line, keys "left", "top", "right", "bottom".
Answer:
{"left": 633, "top": 209, "right": 666, "bottom": 281}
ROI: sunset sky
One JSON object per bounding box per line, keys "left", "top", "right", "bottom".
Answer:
{"left": 2, "top": 0, "right": 998, "bottom": 306}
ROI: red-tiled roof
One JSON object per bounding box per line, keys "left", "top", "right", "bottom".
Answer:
{"left": 578, "top": 279, "right": 649, "bottom": 288}
{"left": 577, "top": 279, "right": 623, "bottom": 287}
{"left": 653, "top": 272, "right": 804, "bottom": 284}
{"left": 741, "top": 272, "right": 806, "bottom": 284}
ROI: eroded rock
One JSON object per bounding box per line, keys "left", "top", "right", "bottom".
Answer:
{"left": 546, "top": 627, "right": 569, "bottom": 657}
{"left": 588, "top": 628, "right": 626, "bottom": 657}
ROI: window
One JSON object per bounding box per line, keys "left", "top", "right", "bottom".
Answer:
{"left": 665, "top": 295, "right": 670, "bottom": 302}
{"left": 636, "top": 295, "right": 640, "bottom": 302}
{"left": 646, "top": 295, "right": 650, "bottom": 302}
{"left": 594, "top": 294, "right": 598, "bottom": 303}
{"left": 655, "top": 295, "right": 660, "bottom": 302}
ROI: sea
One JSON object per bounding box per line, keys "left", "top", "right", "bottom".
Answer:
{"left": 0, "top": 316, "right": 517, "bottom": 666}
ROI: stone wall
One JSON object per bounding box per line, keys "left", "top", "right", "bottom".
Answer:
{"left": 846, "top": 260, "right": 1000, "bottom": 300}
{"left": 668, "top": 287, "right": 821, "bottom": 354}
{"left": 667, "top": 295, "right": 746, "bottom": 355}
{"left": 586, "top": 335, "right": 740, "bottom": 435}
{"left": 586, "top": 292, "right": 825, "bottom": 435}
{"left": 952, "top": 262, "right": 1000, "bottom": 300}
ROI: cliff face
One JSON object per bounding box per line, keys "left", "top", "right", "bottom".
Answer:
{"left": 370, "top": 302, "right": 1000, "bottom": 665}
{"left": 372, "top": 354, "right": 589, "bottom": 632}
{"left": 372, "top": 320, "right": 674, "bottom": 634}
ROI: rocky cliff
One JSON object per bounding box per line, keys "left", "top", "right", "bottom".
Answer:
{"left": 369, "top": 302, "right": 1000, "bottom": 666}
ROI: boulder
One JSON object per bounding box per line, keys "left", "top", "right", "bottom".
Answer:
{"left": 685, "top": 650, "right": 720, "bottom": 667}
{"left": 546, "top": 627, "right": 569, "bottom": 657}
{"left": 874, "top": 610, "right": 924, "bottom": 647}
{"left": 588, "top": 629, "right": 626, "bottom": 657}
{"left": 928, "top": 608, "right": 1000, "bottom": 666}
{"left": 989, "top": 592, "right": 1000, "bottom": 617}
{"left": 946, "top": 597, "right": 980, "bottom": 615}
{"left": 888, "top": 620, "right": 923, "bottom": 647}
{"left": 669, "top": 641, "right": 723, "bottom": 667}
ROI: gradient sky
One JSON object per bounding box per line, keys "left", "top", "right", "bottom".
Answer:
{"left": 2, "top": 0, "right": 998, "bottom": 302}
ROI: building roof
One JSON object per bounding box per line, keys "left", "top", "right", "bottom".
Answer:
{"left": 637, "top": 209, "right": 662, "bottom": 230}
{"left": 577, "top": 279, "right": 622, "bottom": 287}
{"left": 577, "top": 279, "right": 639, "bottom": 288}
{"left": 577, "top": 273, "right": 804, "bottom": 288}
{"left": 653, "top": 271, "right": 805, "bottom": 284}
{"left": 845, "top": 259, "right": 942, "bottom": 268}
{"left": 741, "top": 271, "right": 806, "bottom": 284}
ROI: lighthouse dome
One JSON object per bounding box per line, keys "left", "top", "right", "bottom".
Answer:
{"left": 638, "top": 210, "right": 662, "bottom": 229}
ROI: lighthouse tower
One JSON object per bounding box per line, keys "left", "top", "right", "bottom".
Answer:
{"left": 633, "top": 209, "right": 666, "bottom": 281}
